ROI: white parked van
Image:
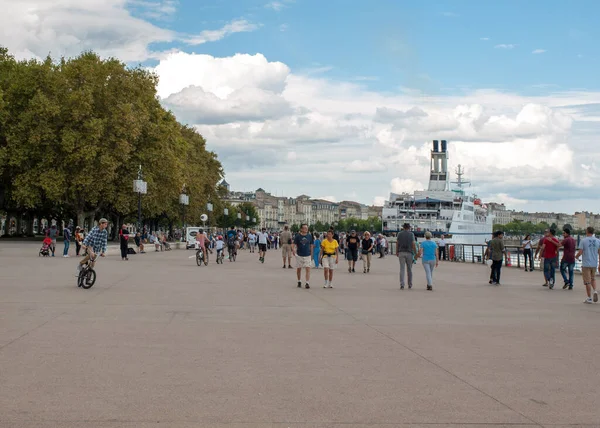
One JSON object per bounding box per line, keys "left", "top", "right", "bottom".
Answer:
{"left": 185, "top": 227, "right": 201, "bottom": 249}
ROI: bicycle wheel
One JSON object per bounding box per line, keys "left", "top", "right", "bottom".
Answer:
{"left": 77, "top": 270, "right": 85, "bottom": 287}
{"left": 232, "top": 252, "right": 236, "bottom": 262}
{"left": 81, "top": 268, "right": 96, "bottom": 289}
{"left": 196, "top": 251, "right": 202, "bottom": 266}
{"left": 204, "top": 251, "right": 209, "bottom": 266}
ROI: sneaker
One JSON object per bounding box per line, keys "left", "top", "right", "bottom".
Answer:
{"left": 324, "top": 282, "right": 328, "bottom": 288}
{"left": 367, "top": 268, "right": 370, "bottom": 273}
{"left": 568, "top": 286, "right": 573, "bottom": 290}
{"left": 549, "top": 283, "right": 554, "bottom": 290}
{"left": 352, "top": 268, "right": 355, "bottom": 273}
{"left": 63, "top": 255, "right": 69, "bottom": 258}
{"left": 427, "top": 285, "right": 432, "bottom": 291}
{"left": 363, "top": 268, "right": 366, "bottom": 273}
{"left": 542, "top": 283, "right": 548, "bottom": 287}
{"left": 408, "top": 285, "right": 412, "bottom": 289}
{"left": 288, "top": 265, "right": 293, "bottom": 269}
{"left": 584, "top": 298, "right": 593, "bottom": 304}
{"left": 305, "top": 283, "right": 310, "bottom": 289}
{"left": 489, "top": 280, "right": 493, "bottom": 284}
{"left": 328, "top": 283, "right": 333, "bottom": 288}
{"left": 297, "top": 281, "right": 302, "bottom": 288}
{"left": 348, "top": 267, "right": 351, "bottom": 273}
{"left": 594, "top": 291, "right": 599, "bottom": 303}
{"left": 400, "top": 286, "right": 405, "bottom": 290}
{"left": 563, "top": 283, "right": 569, "bottom": 290}
{"left": 283, "top": 265, "right": 286, "bottom": 269}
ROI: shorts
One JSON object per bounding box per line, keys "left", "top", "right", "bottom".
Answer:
{"left": 322, "top": 255, "right": 337, "bottom": 270}
{"left": 582, "top": 267, "right": 597, "bottom": 284}
{"left": 282, "top": 244, "right": 292, "bottom": 257}
{"left": 258, "top": 243, "right": 267, "bottom": 252}
{"left": 346, "top": 248, "right": 358, "bottom": 262}
{"left": 296, "top": 255, "right": 311, "bottom": 268}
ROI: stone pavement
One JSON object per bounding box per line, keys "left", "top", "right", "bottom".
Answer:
{"left": 1, "top": 241, "right": 599, "bottom": 428}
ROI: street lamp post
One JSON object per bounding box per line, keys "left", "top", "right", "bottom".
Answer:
{"left": 179, "top": 187, "right": 189, "bottom": 232}
{"left": 207, "top": 203, "right": 213, "bottom": 231}
{"left": 133, "top": 165, "right": 147, "bottom": 233}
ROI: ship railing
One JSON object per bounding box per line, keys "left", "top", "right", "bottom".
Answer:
{"left": 446, "top": 244, "right": 585, "bottom": 272}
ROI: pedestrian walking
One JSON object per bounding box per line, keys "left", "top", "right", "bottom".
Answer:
{"left": 119, "top": 225, "right": 129, "bottom": 261}
{"left": 535, "top": 230, "right": 549, "bottom": 286}
{"left": 75, "top": 227, "right": 83, "bottom": 256}
{"left": 257, "top": 228, "right": 269, "bottom": 263}
{"left": 486, "top": 230, "right": 505, "bottom": 285}
{"left": 280, "top": 225, "right": 293, "bottom": 269}
{"left": 575, "top": 227, "right": 600, "bottom": 304}
{"left": 320, "top": 230, "right": 339, "bottom": 288}
{"left": 313, "top": 233, "right": 321, "bottom": 268}
{"left": 293, "top": 224, "right": 314, "bottom": 289}
{"left": 538, "top": 229, "right": 560, "bottom": 289}
{"left": 522, "top": 234, "right": 534, "bottom": 271}
{"left": 361, "top": 231, "right": 373, "bottom": 273}
{"left": 48, "top": 224, "right": 58, "bottom": 257}
{"left": 419, "top": 231, "right": 438, "bottom": 290}
{"left": 559, "top": 229, "right": 576, "bottom": 290}
{"left": 346, "top": 230, "right": 359, "bottom": 273}
{"left": 396, "top": 223, "right": 416, "bottom": 289}
{"left": 248, "top": 230, "right": 257, "bottom": 253}
{"left": 62, "top": 226, "right": 71, "bottom": 258}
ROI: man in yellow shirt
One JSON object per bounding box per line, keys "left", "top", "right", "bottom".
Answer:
{"left": 320, "top": 230, "right": 339, "bottom": 288}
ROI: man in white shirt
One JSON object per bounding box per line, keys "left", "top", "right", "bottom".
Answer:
{"left": 248, "top": 231, "right": 257, "bottom": 253}
{"left": 257, "top": 228, "right": 269, "bottom": 263}
{"left": 378, "top": 234, "right": 387, "bottom": 258}
{"left": 438, "top": 235, "right": 447, "bottom": 261}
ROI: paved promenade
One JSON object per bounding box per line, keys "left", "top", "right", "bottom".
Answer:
{"left": 1, "top": 242, "right": 599, "bottom": 428}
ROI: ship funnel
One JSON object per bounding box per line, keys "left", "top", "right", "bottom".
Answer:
{"left": 433, "top": 140, "right": 439, "bottom": 152}
{"left": 441, "top": 140, "right": 447, "bottom": 152}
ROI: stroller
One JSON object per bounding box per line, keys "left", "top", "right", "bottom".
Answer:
{"left": 39, "top": 237, "right": 52, "bottom": 257}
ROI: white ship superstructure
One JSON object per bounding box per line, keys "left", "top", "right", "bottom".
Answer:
{"left": 382, "top": 140, "right": 494, "bottom": 244}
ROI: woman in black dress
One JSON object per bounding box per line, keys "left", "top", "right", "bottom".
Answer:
{"left": 119, "top": 225, "right": 129, "bottom": 261}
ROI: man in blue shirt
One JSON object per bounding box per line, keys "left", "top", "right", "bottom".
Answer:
{"left": 292, "top": 223, "right": 314, "bottom": 289}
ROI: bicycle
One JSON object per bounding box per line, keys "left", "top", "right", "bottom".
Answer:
{"left": 195, "top": 243, "right": 209, "bottom": 266}
{"left": 77, "top": 253, "right": 99, "bottom": 289}
{"left": 215, "top": 249, "right": 224, "bottom": 264}
{"left": 228, "top": 245, "right": 237, "bottom": 262}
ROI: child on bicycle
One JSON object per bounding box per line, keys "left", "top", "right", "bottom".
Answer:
{"left": 215, "top": 235, "right": 224, "bottom": 261}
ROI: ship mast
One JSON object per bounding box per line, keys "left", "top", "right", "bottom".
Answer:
{"left": 452, "top": 164, "right": 471, "bottom": 189}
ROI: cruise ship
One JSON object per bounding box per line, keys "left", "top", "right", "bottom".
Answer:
{"left": 382, "top": 140, "right": 494, "bottom": 245}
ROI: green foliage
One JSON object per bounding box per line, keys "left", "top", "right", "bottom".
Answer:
{"left": 335, "top": 216, "right": 382, "bottom": 233}
{"left": 236, "top": 202, "right": 260, "bottom": 228}
{"left": 0, "top": 48, "right": 223, "bottom": 227}
{"left": 494, "top": 220, "right": 553, "bottom": 237}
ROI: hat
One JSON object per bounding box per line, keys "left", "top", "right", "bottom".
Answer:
{"left": 99, "top": 218, "right": 108, "bottom": 224}
{"left": 351, "top": 230, "right": 356, "bottom": 233}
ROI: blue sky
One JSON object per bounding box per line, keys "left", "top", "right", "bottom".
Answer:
{"left": 4, "top": 0, "right": 600, "bottom": 212}
{"left": 141, "top": 0, "right": 599, "bottom": 94}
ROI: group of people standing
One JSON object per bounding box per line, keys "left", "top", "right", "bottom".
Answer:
{"left": 488, "top": 227, "right": 600, "bottom": 304}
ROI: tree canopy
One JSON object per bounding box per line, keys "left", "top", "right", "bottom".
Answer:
{"left": 0, "top": 47, "right": 224, "bottom": 233}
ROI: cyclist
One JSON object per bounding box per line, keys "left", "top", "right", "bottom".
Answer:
{"left": 77, "top": 218, "right": 108, "bottom": 285}
{"left": 226, "top": 226, "right": 237, "bottom": 261}
{"left": 215, "top": 235, "right": 225, "bottom": 262}
{"left": 195, "top": 228, "right": 210, "bottom": 263}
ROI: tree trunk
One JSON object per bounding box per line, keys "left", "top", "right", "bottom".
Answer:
{"left": 76, "top": 211, "right": 86, "bottom": 230}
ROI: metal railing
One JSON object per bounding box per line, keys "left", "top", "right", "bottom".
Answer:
{"left": 447, "top": 244, "right": 584, "bottom": 272}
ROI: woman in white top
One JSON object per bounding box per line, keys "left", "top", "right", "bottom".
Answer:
{"left": 522, "top": 234, "right": 534, "bottom": 272}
